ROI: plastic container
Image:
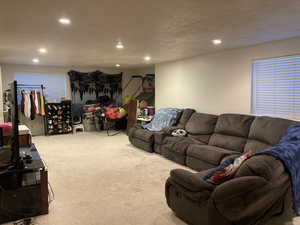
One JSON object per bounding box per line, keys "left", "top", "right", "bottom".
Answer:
{"left": 147, "top": 106, "right": 155, "bottom": 116}
{"left": 83, "top": 117, "right": 96, "bottom": 131}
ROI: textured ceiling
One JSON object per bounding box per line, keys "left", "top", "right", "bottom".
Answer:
{"left": 1, "top": 0, "right": 300, "bottom": 68}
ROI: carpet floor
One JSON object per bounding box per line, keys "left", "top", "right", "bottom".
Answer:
{"left": 4, "top": 132, "right": 300, "bottom": 225}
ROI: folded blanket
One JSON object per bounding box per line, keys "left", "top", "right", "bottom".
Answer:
{"left": 142, "top": 108, "right": 183, "bottom": 131}
{"left": 257, "top": 123, "right": 300, "bottom": 216}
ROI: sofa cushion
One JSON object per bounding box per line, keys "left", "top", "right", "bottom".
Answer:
{"left": 163, "top": 141, "right": 192, "bottom": 155}
{"left": 213, "top": 114, "right": 255, "bottom": 138}
{"left": 163, "top": 136, "right": 187, "bottom": 144}
{"left": 209, "top": 114, "right": 255, "bottom": 152}
{"left": 243, "top": 139, "right": 272, "bottom": 154}
{"left": 247, "top": 116, "right": 297, "bottom": 146}
{"left": 177, "top": 108, "right": 196, "bottom": 127}
{"left": 186, "top": 157, "right": 217, "bottom": 171}
{"left": 187, "top": 144, "right": 237, "bottom": 165}
{"left": 188, "top": 134, "right": 211, "bottom": 144}
{"left": 209, "top": 133, "right": 247, "bottom": 152}
{"left": 185, "top": 113, "right": 218, "bottom": 135}
{"left": 154, "top": 132, "right": 170, "bottom": 145}
{"left": 162, "top": 138, "right": 204, "bottom": 165}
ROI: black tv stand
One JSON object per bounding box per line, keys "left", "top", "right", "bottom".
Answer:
{"left": 0, "top": 144, "right": 48, "bottom": 223}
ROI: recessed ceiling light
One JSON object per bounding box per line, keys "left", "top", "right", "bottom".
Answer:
{"left": 32, "top": 58, "right": 39, "bottom": 63}
{"left": 59, "top": 18, "right": 71, "bottom": 25}
{"left": 116, "top": 42, "right": 124, "bottom": 49}
{"left": 116, "top": 64, "right": 121, "bottom": 67}
{"left": 38, "top": 48, "right": 47, "bottom": 54}
{"left": 144, "top": 56, "right": 151, "bottom": 61}
{"left": 212, "top": 39, "right": 222, "bottom": 45}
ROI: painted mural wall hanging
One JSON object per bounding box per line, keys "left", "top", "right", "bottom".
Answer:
{"left": 68, "top": 70, "right": 122, "bottom": 105}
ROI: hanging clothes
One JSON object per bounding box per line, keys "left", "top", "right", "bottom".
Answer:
{"left": 20, "top": 88, "right": 46, "bottom": 119}
{"left": 23, "top": 92, "right": 31, "bottom": 119}
{"left": 37, "top": 92, "right": 42, "bottom": 115}
{"left": 30, "top": 91, "right": 35, "bottom": 120}
{"left": 21, "top": 90, "right": 25, "bottom": 114}
{"left": 34, "top": 91, "right": 40, "bottom": 115}
{"left": 40, "top": 93, "right": 45, "bottom": 116}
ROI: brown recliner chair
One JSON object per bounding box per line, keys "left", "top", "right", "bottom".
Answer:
{"left": 165, "top": 116, "right": 297, "bottom": 225}
{"left": 128, "top": 108, "right": 195, "bottom": 152}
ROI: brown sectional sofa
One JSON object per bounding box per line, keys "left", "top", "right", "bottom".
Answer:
{"left": 128, "top": 110, "right": 297, "bottom": 225}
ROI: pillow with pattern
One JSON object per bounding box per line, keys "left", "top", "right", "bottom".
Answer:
{"left": 204, "top": 152, "right": 252, "bottom": 184}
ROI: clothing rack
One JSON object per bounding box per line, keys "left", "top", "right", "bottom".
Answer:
{"left": 16, "top": 83, "right": 47, "bottom": 135}
{"left": 17, "top": 84, "right": 46, "bottom": 89}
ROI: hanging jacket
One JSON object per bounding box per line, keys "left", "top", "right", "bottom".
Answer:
{"left": 34, "top": 91, "right": 40, "bottom": 114}
{"left": 30, "top": 91, "right": 35, "bottom": 120}
{"left": 21, "top": 90, "right": 25, "bottom": 114}
{"left": 37, "top": 92, "right": 42, "bottom": 115}
{"left": 24, "top": 92, "right": 31, "bottom": 119}
{"left": 40, "top": 92, "right": 45, "bottom": 116}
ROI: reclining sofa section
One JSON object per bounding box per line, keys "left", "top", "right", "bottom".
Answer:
{"left": 186, "top": 114, "right": 255, "bottom": 171}
{"left": 128, "top": 108, "right": 195, "bottom": 153}
{"left": 166, "top": 115, "right": 297, "bottom": 225}
{"left": 156, "top": 112, "right": 218, "bottom": 166}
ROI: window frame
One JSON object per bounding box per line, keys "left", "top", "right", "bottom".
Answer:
{"left": 251, "top": 54, "right": 300, "bottom": 120}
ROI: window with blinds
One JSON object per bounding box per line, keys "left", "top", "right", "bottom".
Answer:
{"left": 252, "top": 55, "right": 300, "bottom": 120}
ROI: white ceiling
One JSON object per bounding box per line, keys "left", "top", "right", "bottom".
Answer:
{"left": 1, "top": 0, "right": 300, "bottom": 68}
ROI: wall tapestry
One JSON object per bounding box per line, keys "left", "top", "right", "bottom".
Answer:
{"left": 68, "top": 70, "right": 122, "bottom": 105}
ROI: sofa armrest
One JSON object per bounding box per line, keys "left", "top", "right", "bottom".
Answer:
{"left": 235, "top": 154, "right": 285, "bottom": 181}
{"left": 212, "top": 176, "right": 273, "bottom": 223}
{"left": 170, "top": 169, "right": 215, "bottom": 192}
{"left": 154, "top": 131, "right": 171, "bottom": 145}
{"left": 212, "top": 172, "right": 290, "bottom": 224}
{"left": 211, "top": 155, "right": 290, "bottom": 223}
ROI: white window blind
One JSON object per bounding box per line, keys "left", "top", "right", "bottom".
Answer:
{"left": 252, "top": 55, "right": 300, "bottom": 120}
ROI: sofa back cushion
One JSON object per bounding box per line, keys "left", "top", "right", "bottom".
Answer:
{"left": 177, "top": 108, "right": 196, "bottom": 127}
{"left": 185, "top": 113, "right": 218, "bottom": 134}
{"left": 244, "top": 116, "right": 297, "bottom": 153}
{"left": 209, "top": 114, "right": 255, "bottom": 152}
{"left": 185, "top": 113, "right": 218, "bottom": 144}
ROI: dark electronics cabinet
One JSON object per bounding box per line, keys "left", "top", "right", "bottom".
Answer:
{"left": 0, "top": 81, "right": 49, "bottom": 223}
{"left": 0, "top": 146, "right": 49, "bottom": 223}
{"left": 46, "top": 101, "right": 72, "bottom": 135}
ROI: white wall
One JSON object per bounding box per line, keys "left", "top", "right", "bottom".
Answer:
{"left": 1, "top": 64, "right": 154, "bottom": 102}
{"left": 155, "top": 36, "right": 300, "bottom": 115}
{"left": 1, "top": 64, "right": 119, "bottom": 99}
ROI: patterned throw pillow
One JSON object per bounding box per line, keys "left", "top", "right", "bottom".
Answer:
{"left": 204, "top": 152, "right": 252, "bottom": 184}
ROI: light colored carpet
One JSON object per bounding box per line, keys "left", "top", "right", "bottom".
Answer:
{"left": 7, "top": 132, "right": 188, "bottom": 225}
{"left": 4, "top": 132, "right": 300, "bottom": 225}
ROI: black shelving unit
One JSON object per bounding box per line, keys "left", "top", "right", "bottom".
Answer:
{"left": 46, "top": 101, "right": 72, "bottom": 135}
